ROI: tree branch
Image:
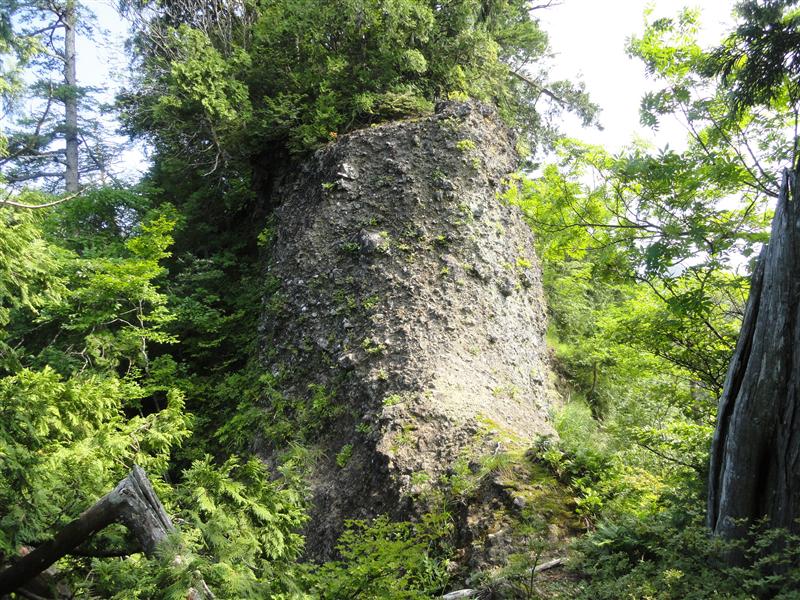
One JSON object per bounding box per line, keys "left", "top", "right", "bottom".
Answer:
{"left": 0, "top": 189, "right": 83, "bottom": 209}
{"left": 509, "top": 70, "right": 567, "bottom": 107}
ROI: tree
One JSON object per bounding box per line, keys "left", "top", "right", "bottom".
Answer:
{"left": 708, "top": 166, "right": 800, "bottom": 545}
{"left": 63, "top": 0, "right": 77, "bottom": 192}
{"left": 626, "top": 0, "right": 800, "bottom": 548}
{"left": 514, "top": 139, "right": 761, "bottom": 398}
{"left": 699, "top": 0, "right": 800, "bottom": 545}
{"left": 0, "top": 0, "right": 113, "bottom": 192}
{"left": 119, "top": 0, "right": 599, "bottom": 184}
{"left": 0, "top": 190, "right": 310, "bottom": 598}
{"left": 0, "top": 465, "right": 174, "bottom": 595}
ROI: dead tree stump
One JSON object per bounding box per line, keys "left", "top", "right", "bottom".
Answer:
{"left": 708, "top": 168, "right": 800, "bottom": 544}
{"left": 0, "top": 466, "right": 173, "bottom": 595}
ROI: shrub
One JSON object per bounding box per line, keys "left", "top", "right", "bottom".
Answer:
{"left": 313, "top": 513, "right": 452, "bottom": 599}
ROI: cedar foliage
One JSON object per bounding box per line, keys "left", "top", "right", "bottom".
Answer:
{"left": 2, "top": 0, "right": 800, "bottom": 598}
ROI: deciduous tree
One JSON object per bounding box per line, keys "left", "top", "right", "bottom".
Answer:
{"left": 624, "top": 0, "right": 800, "bottom": 548}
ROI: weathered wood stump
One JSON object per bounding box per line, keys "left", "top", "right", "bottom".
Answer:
{"left": 0, "top": 466, "right": 173, "bottom": 595}
{"left": 708, "top": 168, "right": 800, "bottom": 545}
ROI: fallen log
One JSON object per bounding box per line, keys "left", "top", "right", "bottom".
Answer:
{"left": 0, "top": 466, "right": 173, "bottom": 595}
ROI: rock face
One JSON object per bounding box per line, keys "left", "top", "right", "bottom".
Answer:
{"left": 258, "top": 101, "right": 557, "bottom": 556}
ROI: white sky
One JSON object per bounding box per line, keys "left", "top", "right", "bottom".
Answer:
{"left": 73, "top": 0, "right": 739, "bottom": 178}
{"left": 538, "top": 0, "right": 735, "bottom": 152}
{"left": 75, "top": 0, "right": 148, "bottom": 179}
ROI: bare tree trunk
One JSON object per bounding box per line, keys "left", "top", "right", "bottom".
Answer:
{"left": 63, "top": 0, "right": 79, "bottom": 193}
{"left": 708, "top": 168, "right": 800, "bottom": 547}
{"left": 0, "top": 466, "right": 173, "bottom": 595}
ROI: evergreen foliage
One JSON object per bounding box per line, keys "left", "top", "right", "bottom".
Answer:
{"left": 2, "top": 0, "right": 800, "bottom": 597}
{"left": 120, "top": 0, "right": 598, "bottom": 178}
{"left": 572, "top": 513, "right": 800, "bottom": 599}
{"left": 508, "top": 1, "right": 800, "bottom": 596}
{"left": 0, "top": 187, "right": 311, "bottom": 597}
{"left": 312, "top": 514, "right": 452, "bottom": 599}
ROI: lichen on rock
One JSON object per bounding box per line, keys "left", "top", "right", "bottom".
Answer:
{"left": 257, "top": 101, "right": 559, "bottom": 557}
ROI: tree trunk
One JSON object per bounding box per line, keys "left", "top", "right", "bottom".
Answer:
{"left": 63, "top": 0, "right": 79, "bottom": 193}
{"left": 0, "top": 466, "right": 173, "bottom": 595}
{"left": 707, "top": 168, "right": 800, "bottom": 545}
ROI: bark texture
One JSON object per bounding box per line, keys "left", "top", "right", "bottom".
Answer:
{"left": 0, "top": 466, "right": 173, "bottom": 595}
{"left": 63, "top": 0, "right": 79, "bottom": 193}
{"left": 708, "top": 168, "right": 800, "bottom": 541}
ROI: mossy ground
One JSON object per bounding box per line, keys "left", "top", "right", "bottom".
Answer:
{"left": 438, "top": 447, "right": 584, "bottom": 596}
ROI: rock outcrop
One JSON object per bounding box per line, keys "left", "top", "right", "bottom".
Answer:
{"left": 258, "top": 101, "right": 557, "bottom": 556}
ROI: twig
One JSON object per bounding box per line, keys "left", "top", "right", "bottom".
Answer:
{"left": 534, "top": 557, "right": 566, "bottom": 572}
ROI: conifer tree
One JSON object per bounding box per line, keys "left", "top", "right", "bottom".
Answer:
{"left": 0, "top": 0, "right": 110, "bottom": 191}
